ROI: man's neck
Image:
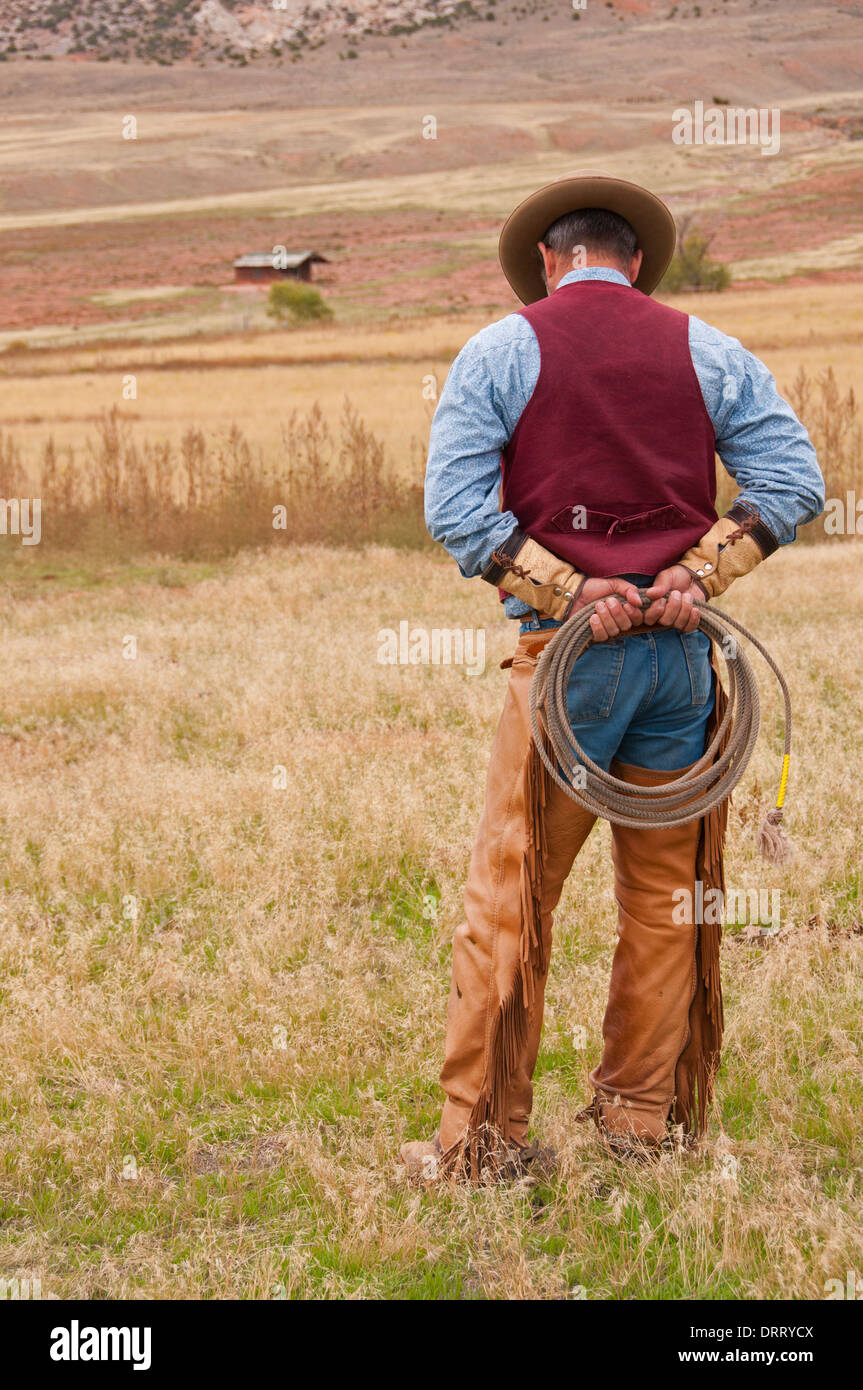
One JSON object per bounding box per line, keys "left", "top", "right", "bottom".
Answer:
{"left": 551, "top": 265, "right": 632, "bottom": 293}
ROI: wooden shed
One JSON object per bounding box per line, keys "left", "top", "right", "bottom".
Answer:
{"left": 233, "top": 251, "right": 329, "bottom": 285}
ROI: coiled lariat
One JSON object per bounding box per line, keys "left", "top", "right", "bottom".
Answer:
{"left": 528, "top": 590, "right": 793, "bottom": 861}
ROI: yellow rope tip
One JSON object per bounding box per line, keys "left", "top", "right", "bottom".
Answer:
{"left": 776, "top": 752, "right": 791, "bottom": 810}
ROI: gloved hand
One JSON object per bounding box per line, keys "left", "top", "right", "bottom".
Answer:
{"left": 482, "top": 529, "right": 586, "bottom": 621}
{"left": 571, "top": 576, "right": 648, "bottom": 642}
{"left": 641, "top": 565, "right": 704, "bottom": 631}
{"left": 484, "top": 532, "right": 648, "bottom": 630}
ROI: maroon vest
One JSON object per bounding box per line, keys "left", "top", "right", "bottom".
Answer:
{"left": 501, "top": 280, "right": 717, "bottom": 577}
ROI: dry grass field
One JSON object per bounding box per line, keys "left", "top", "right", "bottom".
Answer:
{"left": 1, "top": 0, "right": 862, "bottom": 1305}
{"left": 0, "top": 543, "right": 861, "bottom": 1299}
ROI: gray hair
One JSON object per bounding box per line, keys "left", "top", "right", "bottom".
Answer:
{"left": 540, "top": 207, "right": 638, "bottom": 268}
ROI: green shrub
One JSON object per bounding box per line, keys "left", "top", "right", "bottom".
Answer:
{"left": 660, "top": 224, "right": 731, "bottom": 293}
{"left": 658, "top": 216, "right": 728, "bottom": 293}
{"left": 266, "top": 281, "right": 333, "bottom": 324}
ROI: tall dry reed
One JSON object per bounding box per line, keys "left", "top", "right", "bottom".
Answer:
{"left": 0, "top": 399, "right": 427, "bottom": 561}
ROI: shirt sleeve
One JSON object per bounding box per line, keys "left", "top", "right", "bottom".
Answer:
{"left": 689, "top": 316, "right": 825, "bottom": 545}
{"left": 424, "top": 315, "right": 539, "bottom": 579}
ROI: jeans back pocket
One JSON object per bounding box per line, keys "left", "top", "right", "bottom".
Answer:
{"left": 566, "top": 641, "right": 626, "bottom": 723}
{"left": 679, "top": 629, "right": 713, "bottom": 707}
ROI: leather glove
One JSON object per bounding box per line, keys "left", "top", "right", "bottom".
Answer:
{"left": 482, "top": 528, "right": 586, "bottom": 621}
{"left": 679, "top": 502, "right": 778, "bottom": 600}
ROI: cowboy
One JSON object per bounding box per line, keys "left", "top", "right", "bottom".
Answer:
{"left": 401, "top": 172, "right": 824, "bottom": 1181}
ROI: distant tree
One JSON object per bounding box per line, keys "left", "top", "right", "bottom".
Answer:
{"left": 660, "top": 218, "right": 731, "bottom": 293}
{"left": 266, "top": 281, "right": 333, "bottom": 324}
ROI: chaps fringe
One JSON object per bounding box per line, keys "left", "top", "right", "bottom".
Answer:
{"left": 672, "top": 649, "right": 730, "bottom": 1137}
{"left": 440, "top": 737, "right": 550, "bottom": 1182}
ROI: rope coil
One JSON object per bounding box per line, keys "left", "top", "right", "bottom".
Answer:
{"left": 527, "top": 590, "right": 793, "bottom": 861}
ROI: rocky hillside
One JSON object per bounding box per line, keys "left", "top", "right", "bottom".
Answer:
{"left": 0, "top": 0, "right": 512, "bottom": 63}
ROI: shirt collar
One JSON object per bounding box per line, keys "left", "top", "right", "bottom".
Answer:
{"left": 556, "top": 266, "right": 631, "bottom": 290}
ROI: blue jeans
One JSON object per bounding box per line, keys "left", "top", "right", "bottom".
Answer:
{"left": 519, "top": 580, "right": 714, "bottom": 772}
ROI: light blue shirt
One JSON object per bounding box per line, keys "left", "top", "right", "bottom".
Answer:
{"left": 425, "top": 267, "right": 825, "bottom": 618}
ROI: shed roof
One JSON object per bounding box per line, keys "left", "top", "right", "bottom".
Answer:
{"left": 233, "top": 251, "right": 329, "bottom": 269}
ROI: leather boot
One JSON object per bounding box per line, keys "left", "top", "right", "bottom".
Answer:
{"left": 399, "top": 1135, "right": 442, "bottom": 1182}
{"left": 398, "top": 1133, "right": 556, "bottom": 1184}
{"left": 589, "top": 758, "right": 702, "bottom": 1148}
{"left": 438, "top": 628, "right": 595, "bottom": 1169}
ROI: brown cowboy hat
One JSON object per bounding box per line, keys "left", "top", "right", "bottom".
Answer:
{"left": 498, "top": 170, "right": 676, "bottom": 303}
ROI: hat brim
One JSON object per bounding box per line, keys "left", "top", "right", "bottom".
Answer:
{"left": 498, "top": 172, "right": 677, "bottom": 303}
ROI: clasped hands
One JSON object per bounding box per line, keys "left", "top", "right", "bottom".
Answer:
{"left": 571, "top": 565, "right": 705, "bottom": 643}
